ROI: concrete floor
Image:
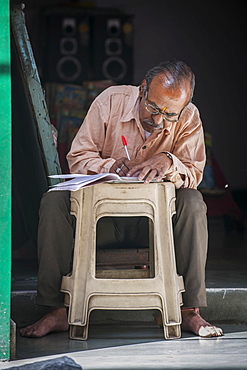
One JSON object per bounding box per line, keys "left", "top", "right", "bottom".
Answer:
{"left": 1, "top": 324, "right": 247, "bottom": 369}
{"left": 5, "top": 212, "right": 247, "bottom": 369}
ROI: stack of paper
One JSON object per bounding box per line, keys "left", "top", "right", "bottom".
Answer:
{"left": 48, "top": 174, "right": 141, "bottom": 192}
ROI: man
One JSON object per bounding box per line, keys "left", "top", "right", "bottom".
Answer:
{"left": 20, "top": 60, "right": 223, "bottom": 338}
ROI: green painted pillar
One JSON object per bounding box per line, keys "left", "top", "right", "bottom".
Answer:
{"left": 0, "top": 0, "right": 11, "bottom": 362}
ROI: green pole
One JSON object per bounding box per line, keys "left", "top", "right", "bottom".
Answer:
{"left": 0, "top": 0, "right": 11, "bottom": 361}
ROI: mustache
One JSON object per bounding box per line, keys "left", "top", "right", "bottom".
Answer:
{"left": 143, "top": 118, "right": 164, "bottom": 129}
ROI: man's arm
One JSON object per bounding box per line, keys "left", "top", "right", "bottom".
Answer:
{"left": 127, "top": 105, "right": 206, "bottom": 189}
{"left": 166, "top": 106, "right": 206, "bottom": 188}
{"left": 67, "top": 85, "right": 142, "bottom": 175}
{"left": 67, "top": 95, "right": 116, "bottom": 175}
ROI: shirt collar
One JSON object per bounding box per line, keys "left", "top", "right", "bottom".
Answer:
{"left": 121, "top": 86, "right": 140, "bottom": 122}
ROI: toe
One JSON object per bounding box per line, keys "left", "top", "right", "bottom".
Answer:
{"left": 198, "top": 325, "right": 223, "bottom": 338}
{"left": 216, "top": 327, "right": 224, "bottom": 336}
{"left": 20, "top": 326, "right": 38, "bottom": 338}
{"left": 20, "top": 328, "right": 30, "bottom": 337}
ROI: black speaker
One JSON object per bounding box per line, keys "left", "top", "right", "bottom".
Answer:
{"left": 91, "top": 14, "right": 133, "bottom": 84}
{"left": 43, "top": 10, "right": 133, "bottom": 85}
{"left": 43, "top": 13, "right": 91, "bottom": 84}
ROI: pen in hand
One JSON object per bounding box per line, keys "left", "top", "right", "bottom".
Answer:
{"left": 121, "top": 135, "right": 130, "bottom": 160}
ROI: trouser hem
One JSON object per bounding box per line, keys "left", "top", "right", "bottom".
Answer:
{"left": 182, "top": 301, "right": 207, "bottom": 308}
{"left": 36, "top": 298, "right": 66, "bottom": 308}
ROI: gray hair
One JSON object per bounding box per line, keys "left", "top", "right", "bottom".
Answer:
{"left": 144, "top": 60, "right": 195, "bottom": 101}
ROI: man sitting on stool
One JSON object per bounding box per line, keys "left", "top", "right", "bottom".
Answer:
{"left": 20, "top": 60, "right": 223, "bottom": 338}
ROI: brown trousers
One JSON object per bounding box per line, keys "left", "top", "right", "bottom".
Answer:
{"left": 37, "top": 188, "right": 208, "bottom": 308}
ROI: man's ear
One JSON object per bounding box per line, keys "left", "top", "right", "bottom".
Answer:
{"left": 139, "top": 80, "right": 147, "bottom": 97}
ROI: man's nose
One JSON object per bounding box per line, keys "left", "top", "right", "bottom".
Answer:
{"left": 152, "top": 113, "right": 164, "bottom": 126}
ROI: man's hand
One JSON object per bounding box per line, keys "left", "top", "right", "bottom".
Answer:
{"left": 109, "top": 157, "right": 131, "bottom": 176}
{"left": 126, "top": 153, "right": 172, "bottom": 183}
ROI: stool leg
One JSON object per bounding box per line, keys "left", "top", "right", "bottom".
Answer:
{"left": 165, "top": 325, "right": 181, "bottom": 339}
{"left": 157, "top": 311, "right": 181, "bottom": 339}
{"left": 70, "top": 323, "right": 89, "bottom": 341}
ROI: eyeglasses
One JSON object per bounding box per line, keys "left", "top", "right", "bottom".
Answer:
{"left": 144, "top": 91, "right": 181, "bottom": 123}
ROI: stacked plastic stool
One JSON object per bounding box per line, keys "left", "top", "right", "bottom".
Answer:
{"left": 61, "top": 181, "right": 184, "bottom": 340}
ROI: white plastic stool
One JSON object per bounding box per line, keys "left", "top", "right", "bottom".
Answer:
{"left": 61, "top": 182, "right": 184, "bottom": 340}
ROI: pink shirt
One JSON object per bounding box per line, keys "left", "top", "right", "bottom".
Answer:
{"left": 67, "top": 85, "right": 206, "bottom": 189}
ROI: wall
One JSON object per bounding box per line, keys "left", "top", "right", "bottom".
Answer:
{"left": 15, "top": 0, "right": 247, "bottom": 190}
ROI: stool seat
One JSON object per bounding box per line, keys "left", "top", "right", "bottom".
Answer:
{"left": 61, "top": 181, "right": 184, "bottom": 340}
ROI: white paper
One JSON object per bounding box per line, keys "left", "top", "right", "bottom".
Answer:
{"left": 48, "top": 174, "right": 142, "bottom": 192}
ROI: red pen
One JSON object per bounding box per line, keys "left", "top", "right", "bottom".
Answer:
{"left": 121, "top": 135, "right": 130, "bottom": 160}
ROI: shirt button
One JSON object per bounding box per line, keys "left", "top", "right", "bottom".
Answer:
{"left": 142, "top": 145, "right": 146, "bottom": 149}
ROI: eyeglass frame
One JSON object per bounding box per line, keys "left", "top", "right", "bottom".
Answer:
{"left": 144, "top": 90, "right": 188, "bottom": 123}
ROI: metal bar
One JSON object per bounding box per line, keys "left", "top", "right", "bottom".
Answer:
{"left": 11, "top": 4, "right": 61, "bottom": 185}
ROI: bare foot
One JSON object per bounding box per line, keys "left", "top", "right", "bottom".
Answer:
{"left": 181, "top": 308, "right": 223, "bottom": 337}
{"left": 20, "top": 307, "right": 69, "bottom": 338}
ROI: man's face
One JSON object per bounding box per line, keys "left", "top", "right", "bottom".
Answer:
{"left": 139, "top": 74, "right": 191, "bottom": 133}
